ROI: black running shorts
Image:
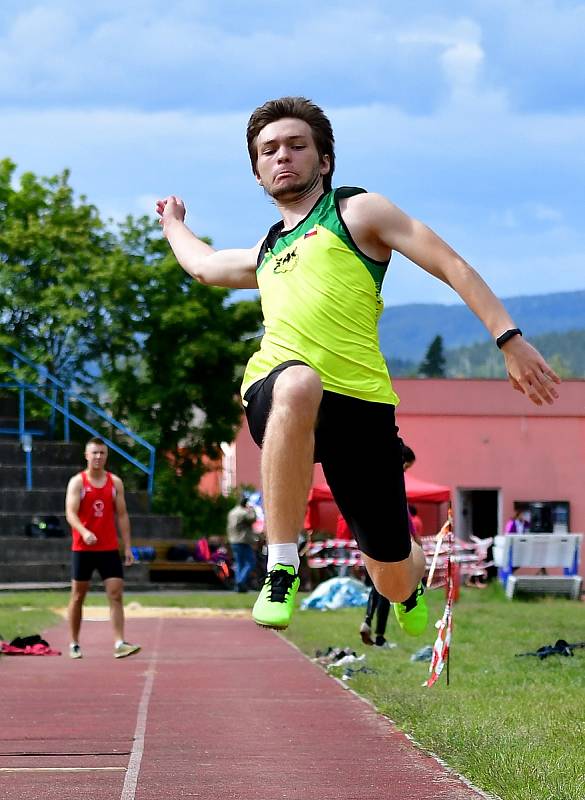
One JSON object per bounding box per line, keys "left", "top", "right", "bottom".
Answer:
{"left": 243, "top": 361, "right": 411, "bottom": 563}
{"left": 72, "top": 549, "right": 124, "bottom": 582}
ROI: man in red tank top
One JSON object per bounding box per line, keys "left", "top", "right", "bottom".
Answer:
{"left": 65, "top": 437, "right": 141, "bottom": 660}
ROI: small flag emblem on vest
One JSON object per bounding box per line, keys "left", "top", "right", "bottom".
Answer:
{"left": 304, "top": 228, "right": 318, "bottom": 238}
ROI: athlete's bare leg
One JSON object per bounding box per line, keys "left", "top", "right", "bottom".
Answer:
{"left": 68, "top": 580, "right": 89, "bottom": 642}
{"left": 261, "top": 365, "right": 322, "bottom": 545}
{"left": 105, "top": 577, "right": 125, "bottom": 642}
{"left": 362, "top": 540, "right": 426, "bottom": 603}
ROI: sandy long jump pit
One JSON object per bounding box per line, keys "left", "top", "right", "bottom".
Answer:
{"left": 53, "top": 601, "right": 252, "bottom": 620}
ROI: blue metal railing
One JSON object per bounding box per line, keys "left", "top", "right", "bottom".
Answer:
{"left": 1, "top": 346, "right": 156, "bottom": 505}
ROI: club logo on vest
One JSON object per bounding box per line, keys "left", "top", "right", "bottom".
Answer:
{"left": 273, "top": 247, "right": 298, "bottom": 274}
{"left": 93, "top": 500, "right": 105, "bottom": 518}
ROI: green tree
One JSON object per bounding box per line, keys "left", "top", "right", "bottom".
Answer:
{"left": 0, "top": 158, "right": 111, "bottom": 384}
{"left": 92, "top": 215, "right": 262, "bottom": 526}
{"left": 446, "top": 330, "right": 584, "bottom": 378}
{"left": 545, "top": 353, "right": 574, "bottom": 379}
{"left": 0, "top": 160, "right": 262, "bottom": 531}
{"left": 93, "top": 214, "right": 261, "bottom": 455}
{"left": 419, "top": 335, "right": 446, "bottom": 377}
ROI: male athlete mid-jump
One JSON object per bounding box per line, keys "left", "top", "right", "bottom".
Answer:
{"left": 156, "top": 96, "right": 560, "bottom": 635}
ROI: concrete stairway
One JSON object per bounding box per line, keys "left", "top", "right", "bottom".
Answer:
{"left": 0, "top": 432, "right": 182, "bottom": 586}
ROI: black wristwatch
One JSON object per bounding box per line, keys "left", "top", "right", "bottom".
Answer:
{"left": 496, "top": 328, "right": 522, "bottom": 349}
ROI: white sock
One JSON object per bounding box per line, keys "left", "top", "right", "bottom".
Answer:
{"left": 267, "top": 543, "right": 300, "bottom": 572}
{"left": 70, "top": 641, "right": 79, "bottom": 648}
{"left": 115, "top": 639, "right": 124, "bottom": 648}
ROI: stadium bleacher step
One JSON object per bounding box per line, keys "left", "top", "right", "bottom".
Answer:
{"left": 0, "top": 437, "right": 183, "bottom": 585}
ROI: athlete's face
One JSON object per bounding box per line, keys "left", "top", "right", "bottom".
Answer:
{"left": 254, "top": 118, "right": 330, "bottom": 201}
{"left": 85, "top": 444, "right": 108, "bottom": 471}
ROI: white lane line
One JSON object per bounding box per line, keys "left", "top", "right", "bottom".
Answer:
{"left": 0, "top": 767, "right": 126, "bottom": 773}
{"left": 120, "top": 617, "right": 163, "bottom": 800}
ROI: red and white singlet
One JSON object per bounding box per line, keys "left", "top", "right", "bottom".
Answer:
{"left": 71, "top": 471, "right": 119, "bottom": 551}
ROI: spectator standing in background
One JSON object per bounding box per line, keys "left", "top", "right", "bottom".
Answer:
{"left": 408, "top": 505, "right": 424, "bottom": 543}
{"left": 65, "top": 437, "right": 141, "bottom": 660}
{"left": 227, "top": 495, "right": 257, "bottom": 593}
{"left": 505, "top": 509, "right": 526, "bottom": 534}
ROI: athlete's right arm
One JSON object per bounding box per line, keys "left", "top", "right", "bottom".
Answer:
{"left": 65, "top": 475, "right": 97, "bottom": 546}
{"left": 156, "top": 195, "right": 260, "bottom": 289}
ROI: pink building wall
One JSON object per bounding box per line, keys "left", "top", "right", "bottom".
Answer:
{"left": 231, "top": 378, "right": 585, "bottom": 574}
{"left": 394, "top": 379, "right": 583, "bottom": 521}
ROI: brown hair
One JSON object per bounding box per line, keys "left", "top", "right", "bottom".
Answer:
{"left": 86, "top": 437, "right": 107, "bottom": 449}
{"left": 246, "top": 97, "right": 335, "bottom": 192}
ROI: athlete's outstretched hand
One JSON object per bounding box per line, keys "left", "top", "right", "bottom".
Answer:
{"left": 156, "top": 195, "right": 186, "bottom": 229}
{"left": 501, "top": 336, "right": 561, "bottom": 406}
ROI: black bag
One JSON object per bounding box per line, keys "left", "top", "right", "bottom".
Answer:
{"left": 25, "top": 515, "right": 66, "bottom": 539}
{"left": 10, "top": 634, "right": 50, "bottom": 648}
{"left": 166, "top": 544, "right": 193, "bottom": 562}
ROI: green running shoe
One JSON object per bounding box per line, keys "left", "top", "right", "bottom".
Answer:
{"left": 393, "top": 582, "right": 428, "bottom": 636}
{"left": 252, "top": 564, "right": 300, "bottom": 630}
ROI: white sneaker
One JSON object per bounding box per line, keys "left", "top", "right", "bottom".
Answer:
{"left": 374, "top": 640, "right": 397, "bottom": 650}
{"left": 69, "top": 643, "right": 83, "bottom": 659}
{"left": 114, "top": 641, "right": 141, "bottom": 659}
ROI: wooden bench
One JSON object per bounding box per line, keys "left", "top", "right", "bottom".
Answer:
{"left": 131, "top": 539, "right": 228, "bottom": 586}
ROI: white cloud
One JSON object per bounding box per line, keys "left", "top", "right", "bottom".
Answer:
{"left": 9, "top": 5, "right": 74, "bottom": 46}
{"left": 4, "top": 93, "right": 583, "bottom": 305}
{"left": 489, "top": 203, "right": 565, "bottom": 230}
{"left": 0, "top": 1, "right": 583, "bottom": 305}
{"left": 441, "top": 40, "right": 484, "bottom": 95}
{"left": 136, "top": 193, "right": 159, "bottom": 215}
{"left": 0, "top": 1, "right": 580, "bottom": 129}
{"left": 489, "top": 209, "right": 519, "bottom": 230}
{"left": 0, "top": 6, "right": 489, "bottom": 112}
{"left": 532, "top": 204, "right": 564, "bottom": 224}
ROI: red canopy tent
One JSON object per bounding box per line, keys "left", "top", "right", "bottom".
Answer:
{"left": 404, "top": 474, "right": 450, "bottom": 503}
{"left": 304, "top": 475, "right": 450, "bottom": 533}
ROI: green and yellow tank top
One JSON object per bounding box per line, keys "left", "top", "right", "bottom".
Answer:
{"left": 241, "top": 187, "right": 399, "bottom": 406}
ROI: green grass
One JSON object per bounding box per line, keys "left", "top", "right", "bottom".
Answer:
{"left": 286, "top": 583, "right": 585, "bottom": 800}
{"left": 0, "top": 589, "right": 256, "bottom": 640}
{"left": 0, "top": 604, "right": 62, "bottom": 643}
{"left": 1, "top": 584, "right": 584, "bottom": 799}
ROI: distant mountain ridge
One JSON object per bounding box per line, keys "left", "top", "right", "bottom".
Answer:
{"left": 379, "top": 290, "right": 585, "bottom": 361}
{"left": 446, "top": 329, "right": 585, "bottom": 379}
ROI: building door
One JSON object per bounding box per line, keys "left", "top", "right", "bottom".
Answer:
{"left": 457, "top": 489, "right": 501, "bottom": 540}
{"left": 457, "top": 488, "right": 501, "bottom": 578}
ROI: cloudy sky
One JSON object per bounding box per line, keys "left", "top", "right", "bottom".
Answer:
{"left": 1, "top": 0, "right": 584, "bottom": 305}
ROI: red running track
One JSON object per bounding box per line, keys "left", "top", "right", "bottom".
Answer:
{"left": 0, "top": 615, "right": 489, "bottom": 800}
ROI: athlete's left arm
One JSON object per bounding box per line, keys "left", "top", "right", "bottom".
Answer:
{"left": 357, "top": 192, "right": 561, "bottom": 406}
{"left": 113, "top": 476, "right": 134, "bottom": 566}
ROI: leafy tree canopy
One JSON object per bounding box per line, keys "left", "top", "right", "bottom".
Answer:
{"left": 0, "top": 159, "right": 262, "bottom": 527}
{"left": 91, "top": 214, "right": 261, "bottom": 459}
{"left": 0, "top": 158, "right": 110, "bottom": 382}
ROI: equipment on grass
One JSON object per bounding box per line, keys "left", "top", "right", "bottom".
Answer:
{"left": 516, "top": 639, "right": 585, "bottom": 659}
